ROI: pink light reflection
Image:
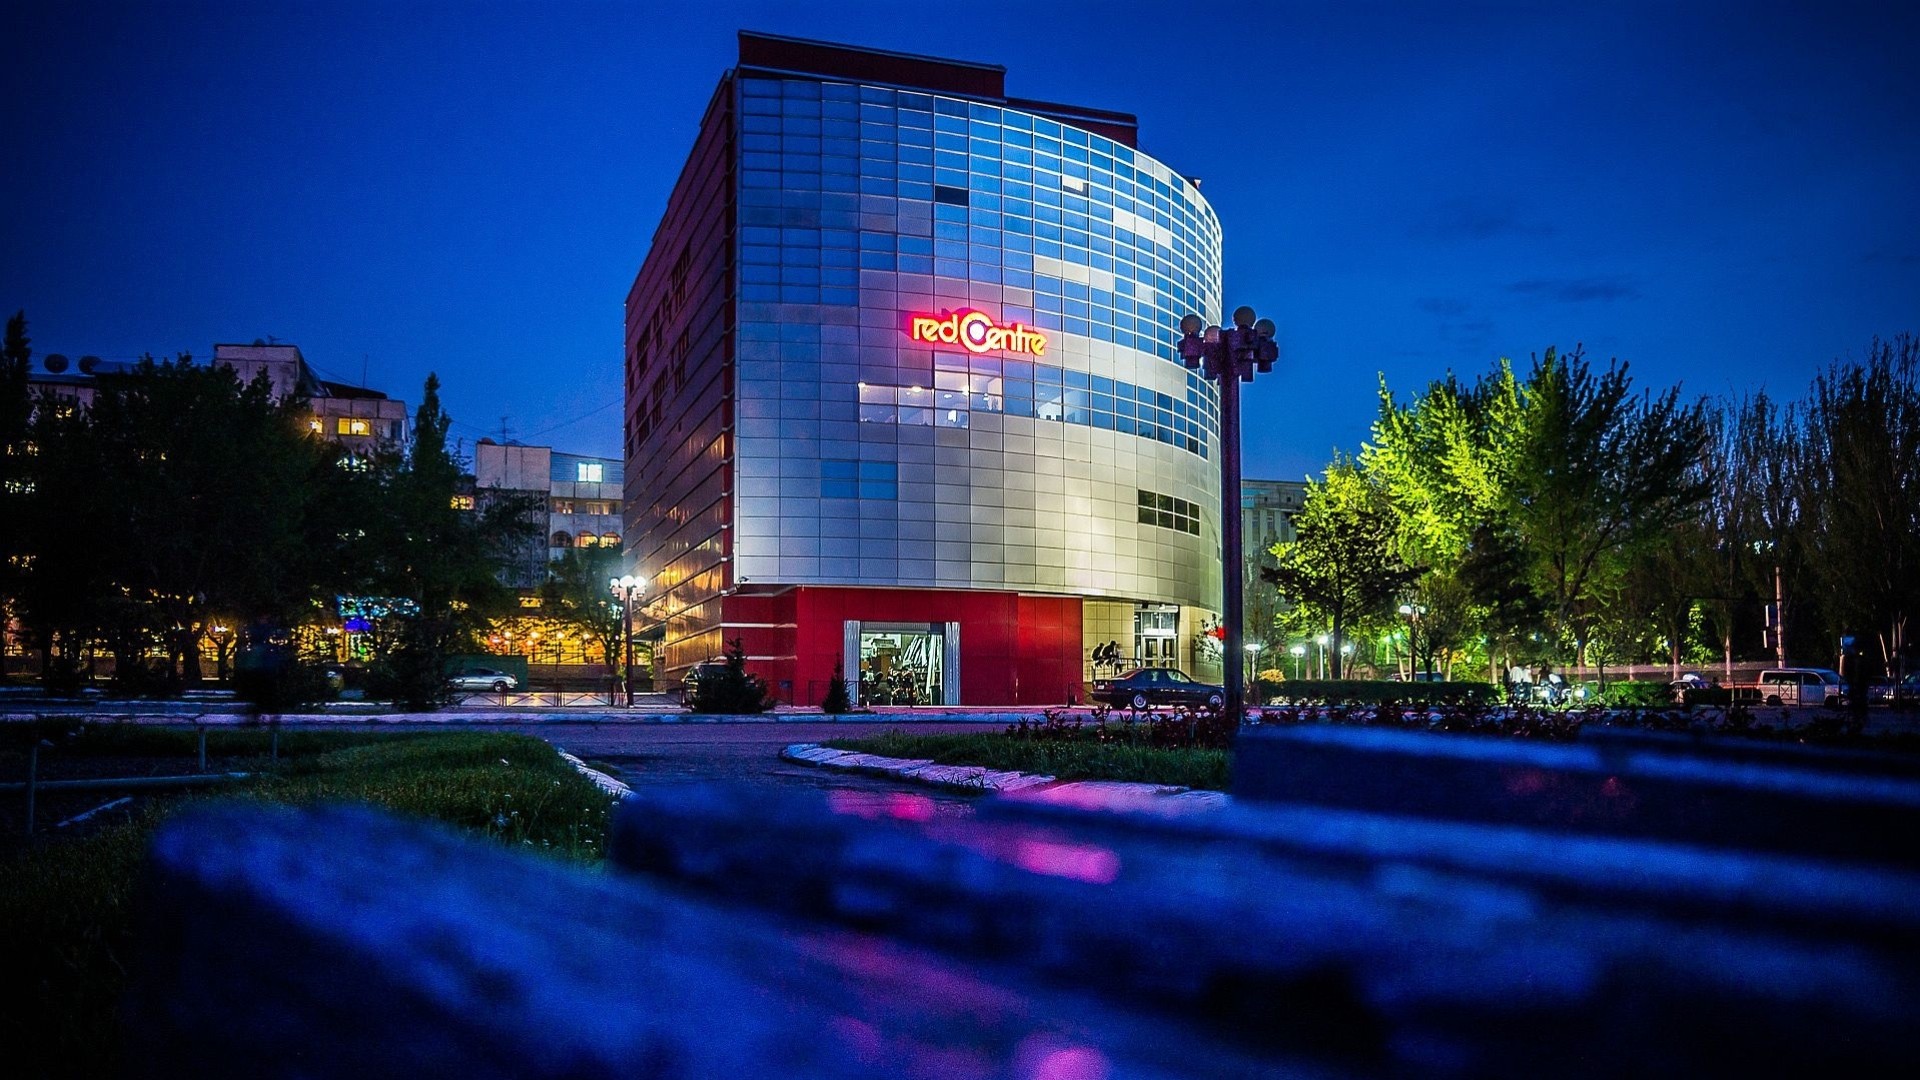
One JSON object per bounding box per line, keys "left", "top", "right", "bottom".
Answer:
{"left": 1016, "top": 1037, "right": 1111, "bottom": 1080}
{"left": 825, "top": 789, "right": 936, "bottom": 821}
{"left": 1011, "top": 838, "right": 1121, "bottom": 884}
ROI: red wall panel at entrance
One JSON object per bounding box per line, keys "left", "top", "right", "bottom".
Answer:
{"left": 722, "top": 587, "right": 1081, "bottom": 706}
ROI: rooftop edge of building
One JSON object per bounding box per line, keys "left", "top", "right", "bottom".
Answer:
{"left": 736, "top": 29, "right": 1139, "bottom": 148}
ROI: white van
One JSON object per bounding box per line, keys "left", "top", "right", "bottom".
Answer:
{"left": 1756, "top": 668, "right": 1844, "bottom": 707}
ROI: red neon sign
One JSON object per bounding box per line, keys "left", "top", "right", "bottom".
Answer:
{"left": 908, "top": 309, "right": 1047, "bottom": 356}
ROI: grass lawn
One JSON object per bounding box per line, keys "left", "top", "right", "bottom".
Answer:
{"left": 823, "top": 729, "right": 1230, "bottom": 791}
{"left": 0, "top": 727, "right": 619, "bottom": 1079}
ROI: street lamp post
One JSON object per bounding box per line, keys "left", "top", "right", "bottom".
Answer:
{"left": 608, "top": 575, "right": 644, "bottom": 708}
{"left": 1245, "top": 641, "right": 1263, "bottom": 706}
{"left": 1398, "top": 602, "right": 1429, "bottom": 679}
{"left": 1316, "top": 633, "right": 1330, "bottom": 679}
{"left": 1289, "top": 644, "right": 1306, "bottom": 681}
{"left": 1178, "top": 306, "right": 1279, "bottom": 729}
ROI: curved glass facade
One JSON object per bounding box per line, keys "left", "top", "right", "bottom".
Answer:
{"left": 731, "top": 74, "right": 1225, "bottom": 611}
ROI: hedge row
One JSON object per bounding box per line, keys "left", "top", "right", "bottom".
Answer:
{"left": 1266, "top": 680, "right": 1500, "bottom": 706}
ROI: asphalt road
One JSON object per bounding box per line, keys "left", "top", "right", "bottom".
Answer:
{"left": 480, "top": 721, "right": 990, "bottom": 814}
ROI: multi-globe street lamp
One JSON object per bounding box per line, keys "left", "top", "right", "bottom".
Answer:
{"left": 607, "top": 575, "right": 645, "bottom": 707}
{"left": 1178, "top": 306, "right": 1279, "bottom": 728}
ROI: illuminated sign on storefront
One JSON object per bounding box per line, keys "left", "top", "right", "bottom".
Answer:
{"left": 908, "top": 309, "right": 1048, "bottom": 356}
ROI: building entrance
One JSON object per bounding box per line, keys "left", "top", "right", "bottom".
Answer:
{"left": 858, "top": 626, "right": 945, "bottom": 706}
{"left": 1135, "top": 605, "right": 1180, "bottom": 669}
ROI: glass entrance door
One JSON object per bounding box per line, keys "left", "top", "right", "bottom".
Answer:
{"left": 858, "top": 627, "right": 944, "bottom": 706}
{"left": 1134, "top": 606, "right": 1179, "bottom": 669}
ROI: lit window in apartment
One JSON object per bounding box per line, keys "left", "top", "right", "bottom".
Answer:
{"left": 518, "top": 595, "right": 544, "bottom": 609}
{"left": 336, "top": 417, "right": 372, "bottom": 437}
{"left": 451, "top": 494, "right": 475, "bottom": 511}
{"left": 576, "top": 461, "right": 604, "bottom": 483}
{"left": 552, "top": 500, "right": 575, "bottom": 515}
{"left": 308, "top": 418, "right": 324, "bottom": 434}
{"left": 575, "top": 533, "right": 596, "bottom": 548}
{"left": 600, "top": 533, "right": 620, "bottom": 547}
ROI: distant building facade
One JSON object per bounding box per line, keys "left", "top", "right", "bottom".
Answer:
{"left": 472, "top": 441, "right": 625, "bottom": 591}
{"left": 213, "top": 344, "right": 410, "bottom": 454}
{"left": 23, "top": 343, "right": 410, "bottom": 452}
{"left": 1242, "top": 478, "right": 1308, "bottom": 645}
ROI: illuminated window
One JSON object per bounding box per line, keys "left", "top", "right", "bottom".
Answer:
{"left": 1138, "top": 490, "right": 1201, "bottom": 536}
{"left": 575, "top": 533, "right": 595, "bottom": 548}
{"left": 576, "top": 462, "right": 604, "bottom": 483}
{"left": 600, "top": 532, "right": 620, "bottom": 548}
{"left": 308, "top": 418, "right": 324, "bottom": 433}
{"left": 336, "top": 417, "right": 372, "bottom": 437}
{"left": 450, "top": 494, "right": 475, "bottom": 511}
{"left": 552, "top": 499, "right": 575, "bottom": 515}
{"left": 518, "top": 595, "right": 543, "bottom": 609}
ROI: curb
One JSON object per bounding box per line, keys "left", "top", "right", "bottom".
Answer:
{"left": 782, "top": 743, "right": 1231, "bottom": 810}
{"left": 556, "top": 750, "right": 634, "bottom": 801}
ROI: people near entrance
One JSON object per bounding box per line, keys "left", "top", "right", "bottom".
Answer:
{"left": 1091, "top": 640, "right": 1125, "bottom": 674}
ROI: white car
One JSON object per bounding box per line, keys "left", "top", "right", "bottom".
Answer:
{"left": 1756, "top": 668, "right": 1843, "bottom": 707}
{"left": 447, "top": 667, "right": 518, "bottom": 693}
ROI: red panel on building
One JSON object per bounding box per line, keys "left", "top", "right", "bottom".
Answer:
{"left": 722, "top": 587, "right": 1081, "bottom": 707}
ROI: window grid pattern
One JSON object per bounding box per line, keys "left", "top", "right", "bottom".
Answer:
{"left": 1137, "top": 490, "right": 1202, "bottom": 536}
{"left": 729, "top": 74, "right": 1224, "bottom": 611}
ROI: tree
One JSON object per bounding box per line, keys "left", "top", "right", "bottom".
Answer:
{"left": 358, "top": 374, "right": 536, "bottom": 708}
{"left": 1497, "top": 346, "right": 1711, "bottom": 669}
{"left": 538, "top": 545, "right": 626, "bottom": 674}
{"left": 821, "top": 661, "right": 852, "bottom": 713}
{"left": 684, "top": 638, "right": 773, "bottom": 714}
{"left": 82, "top": 356, "right": 352, "bottom": 687}
{"left": 1, "top": 311, "right": 32, "bottom": 650}
{"left": 1265, "top": 461, "right": 1418, "bottom": 679}
{"left": 1793, "top": 335, "right": 1920, "bottom": 679}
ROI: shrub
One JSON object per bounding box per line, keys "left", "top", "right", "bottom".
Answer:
{"left": 233, "top": 659, "right": 337, "bottom": 713}
{"left": 1588, "top": 680, "right": 1673, "bottom": 708}
{"left": 685, "top": 638, "right": 773, "bottom": 714}
{"left": 820, "top": 661, "right": 852, "bottom": 714}
{"left": 1271, "top": 679, "right": 1499, "bottom": 707}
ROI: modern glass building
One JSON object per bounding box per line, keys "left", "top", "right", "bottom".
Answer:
{"left": 626, "top": 32, "right": 1225, "bottom": 705}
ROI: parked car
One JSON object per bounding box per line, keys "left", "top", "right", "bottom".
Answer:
{"left": 446, "top": 667, "right": 517, "bottom": 693}
{"left": 1756, "top": 668, "right": 1843, "bottom": 707}
{"left": 1090, "top": 667, "right": 1226, "bottom": 711}
{"left": 678, "top": 660, "right": 729, "bottom": 706}
{"left": 1668, "top": 671, "right": 1715, "bottom": 701}
{"left": 1869, "top": 671, "right": 1920, "bottom": 704}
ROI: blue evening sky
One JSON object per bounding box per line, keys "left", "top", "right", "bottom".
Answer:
{"left": 5, "top": 0, "right": 1915, "bottom": 480}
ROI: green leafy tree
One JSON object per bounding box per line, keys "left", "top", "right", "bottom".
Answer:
{"left": 81, "top": 356, "right": 351, "bottom": 687}
{"left": 1499, "top": 346, "right": 1711, "bottom": 668}
{"left": 1264, "top": 461, "right": 1418, "bottom": 679}
{"left": 537, "top": 545, "right": 627, "bottom": 674}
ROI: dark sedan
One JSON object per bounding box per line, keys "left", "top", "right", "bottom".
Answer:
{"left": 1090, "top": 667, "right": 1226, "bottom": 711}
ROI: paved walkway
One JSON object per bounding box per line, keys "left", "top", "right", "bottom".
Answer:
{"left": 781, "top": 742, "right": 1231, "bottom": 811}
